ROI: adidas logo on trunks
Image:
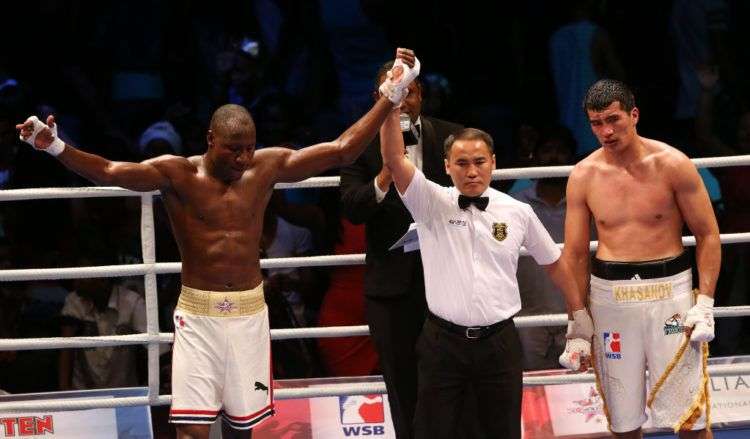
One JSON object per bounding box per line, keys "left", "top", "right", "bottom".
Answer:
{"left": 631, "top": 274, "right": 641, "bottom": 280}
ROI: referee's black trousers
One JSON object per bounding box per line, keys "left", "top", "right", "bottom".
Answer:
{"left": 414, "top": 317, "right": 523, "bottom": 439}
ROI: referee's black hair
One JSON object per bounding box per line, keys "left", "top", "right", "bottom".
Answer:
{"left": 444, "top": 128, "right": 494, "bottom": 157}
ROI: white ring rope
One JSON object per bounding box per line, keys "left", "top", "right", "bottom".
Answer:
{"left": 2, "top": 306, "right": 749, "bottom": 351}
{"left": 2, "top": 362, "right": 750, "bottom": 412}
{"left": 0, "top": 154, "right": 748, "bottom": 413}
{"left": 0, "top": 155, "right": 747, "bottom": 198}
{"left": 0, "top": 232, "right": 748, "bottom": 281}
{"left": 489, "top": 154, "right": 750, "bottom": 181}
{"left": 0, "top": 187, "right": 154, "bottom": 201}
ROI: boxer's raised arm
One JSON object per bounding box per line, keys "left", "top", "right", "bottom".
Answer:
{"left": 17, "top": 115, "right": 173, "bottom": 192}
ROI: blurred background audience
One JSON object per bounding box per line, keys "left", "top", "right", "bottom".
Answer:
{"left": 0, "top": 0, "right": 747, "bottom": 417}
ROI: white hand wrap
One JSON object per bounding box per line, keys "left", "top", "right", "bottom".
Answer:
{"left": 685, "top": 294, "right": 715, "bottom": 342}
{"left": 378, "top": 57, "right": 421, "bottom": 105}
{"left": 558, "top": 310, "right": 594, "bottom": 371}
{"left": 559, "top": 322, "right": 592, "bottom": 371}
{"left": 568, "top": 308, "right": 594, "bottom": 340}
{"left": 19, "top": 116, "right": 65, "bottom": 156}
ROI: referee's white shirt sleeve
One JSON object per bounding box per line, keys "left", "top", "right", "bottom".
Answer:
{"left": 398, "top": 168, "right": 454, "bottom": 223}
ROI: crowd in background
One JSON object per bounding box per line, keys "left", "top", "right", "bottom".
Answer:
{"left": 0, "top": 0, "right": 748, "bottom": 406}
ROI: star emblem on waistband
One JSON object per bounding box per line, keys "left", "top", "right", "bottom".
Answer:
{"left": 215, "top": 297, "right": 235, "bottom": 313}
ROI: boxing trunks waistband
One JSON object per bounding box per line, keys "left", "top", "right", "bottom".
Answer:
{"left": 177, "top": 284, "right": 266, "bottom": 317}
{"left": 427, "top": 310, "right": 511, "bottom": 340}
{"left": 590, "top": 252, "right": 692, "bottom": 305}
{"left": 591, "top": 251, "right": 691, "bottom": 281}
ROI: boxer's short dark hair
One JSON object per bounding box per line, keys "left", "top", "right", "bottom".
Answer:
{"left": 583, "top": 79, "right": 636, "bottom": 113}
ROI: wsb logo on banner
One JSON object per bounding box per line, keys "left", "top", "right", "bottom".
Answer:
{"left": 338, "top": 395, "right": 386, "bottom": 436}
{"left": 0, "top": 416, "right": 54, "bottom": 436}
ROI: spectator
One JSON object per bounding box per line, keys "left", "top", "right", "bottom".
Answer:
{"left": 420, "top": 73, "right": 454, "bottom": 121}
{"left": 694, "top": 65, "right": 750, "bottom": 356}
{"left": 253, "top": 92, "right": 327, "bottom": 236}
{"left": 138, "top": 120, "right": 183, "bottom": 159}
{"left": 319, "top": 0, "right": 391, "bottom": 125}
{"left": 0, "top": 239, "right": 25, "bottom": 393}
{"left": 58, "top": 252, "right": 146, "bottom": 390}
{"left": 317, "top": 215, "right": 379, "bottom": 377}
{"left": 670, "top": 0, "right": 732, "bottom": 124}
{"left": 214, "top": 38, "right": 270, "bottom": 111}
{"left": 261, "top": 196, "right": 322, "bottom": 378}
{"left": 549, "top": 0, "right": 625, "bottom": 157}
{"left": 511, "top": 125, "right": 582, "bottom": 370}
{"left": 506, "top": 122, "right": 542, "bottom": 195}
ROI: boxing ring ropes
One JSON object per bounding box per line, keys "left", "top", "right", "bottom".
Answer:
{"left": 0, "top": 155, "right": 749, "bottom": 414}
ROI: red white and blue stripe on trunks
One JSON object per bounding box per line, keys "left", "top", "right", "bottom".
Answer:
{"left": 169, "top": 405, "right": 275, "bottom": 430}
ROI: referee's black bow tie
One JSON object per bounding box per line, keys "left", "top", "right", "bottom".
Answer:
{"left": 458, "top": 195, "right": 489, "bottom": 211}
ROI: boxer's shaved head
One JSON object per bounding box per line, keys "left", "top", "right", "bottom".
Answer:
{"left": 210, "top": 104, "right": 256, "bottom": 137}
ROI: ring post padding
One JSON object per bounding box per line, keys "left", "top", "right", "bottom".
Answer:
{"left": 140, "top": 194, "right": 161, "bottom": 404}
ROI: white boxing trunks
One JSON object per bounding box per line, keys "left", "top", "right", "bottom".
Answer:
{"left": 169, "top": 284, "right": 274, "bottom": 429}
{"left": 589, "top": 252, "right": 709, "bottom": 434}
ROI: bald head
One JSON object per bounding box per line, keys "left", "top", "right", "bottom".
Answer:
{"left": 209, "top": 104, "right": 256, "bottom": 137}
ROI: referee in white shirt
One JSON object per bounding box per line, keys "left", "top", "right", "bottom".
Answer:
{"left": 378, "top": 104, "right": 594, "bottom": 438}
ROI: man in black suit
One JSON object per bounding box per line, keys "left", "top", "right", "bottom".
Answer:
{"left": 340, "top": 61, "right": 462, "bottom": 439}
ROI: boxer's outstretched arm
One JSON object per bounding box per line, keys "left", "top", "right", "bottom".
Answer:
{"left": 16, "top": 115, "right": 172, "bottom": 192}
{"left": 58, "top": 148, "right": 173, "bottom": 192}
{"left": 271, "top": 96, "right": 394, "bottom": 183}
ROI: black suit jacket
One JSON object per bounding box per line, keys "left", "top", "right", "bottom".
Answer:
{"left": 340, "top": 116, "right": 463, "bottom": 298}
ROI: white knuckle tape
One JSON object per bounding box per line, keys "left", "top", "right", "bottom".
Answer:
{"left": 379, "top": 56, "right": 421, "bottom": 105}
{"left": 559, "top": 338, "right": 591, "bottom": 371}
{"left": 686, "top": 295, "right": 715, "bottom": 342}
{"left": 19, "top": 115, "right": 64, "bottom": 156}
{"left": 19, "top": 116, "right": 43, "bottom": 145}
{"left": 691, "top": 328, "right": 714, "bottom": 342}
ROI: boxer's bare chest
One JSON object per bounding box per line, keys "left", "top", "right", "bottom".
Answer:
{"left": 166, "top": 169, "right": 271, "bottom": 235}
{"left": 586, "top": 162, "right": 679, "bottom": 232}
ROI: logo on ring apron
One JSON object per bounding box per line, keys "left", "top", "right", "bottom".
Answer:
{"left": 339, "top": 395, "right": 386, "bottom": 436}
{"left": 491, "top": 222, "right": 507, "bottom": 241}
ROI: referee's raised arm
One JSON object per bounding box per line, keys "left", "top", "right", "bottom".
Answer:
{"left": 380, "top": 107, "right": 416, "bottom": 195}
